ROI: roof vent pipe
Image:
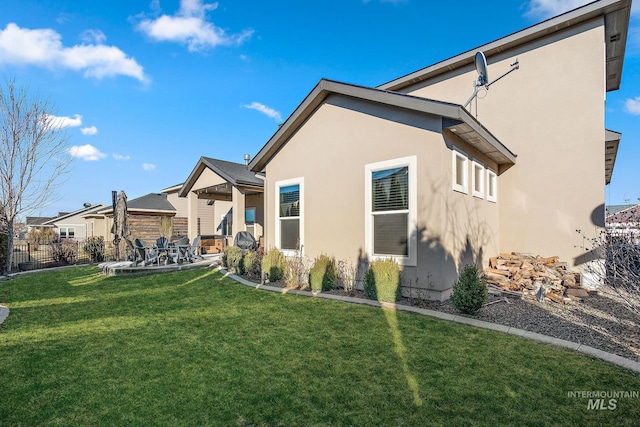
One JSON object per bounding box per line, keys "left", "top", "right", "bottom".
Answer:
{"left": 244, "top": 154, "right": 251, "bottom": 166}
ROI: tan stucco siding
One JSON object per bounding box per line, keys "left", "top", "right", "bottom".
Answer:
{"left": 403, "top": 19, "right": 606, "bottom": 268}
{"left": 263, "top": 95, "right": 499, "bottom": 298}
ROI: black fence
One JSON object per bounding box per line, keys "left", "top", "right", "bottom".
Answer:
{"left": 9, "top": 241, "right": 117, "bottom": 273}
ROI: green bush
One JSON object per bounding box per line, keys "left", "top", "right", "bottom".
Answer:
{"left": 262, "top": 248, "right": 286, "bottom": 282}
{"left": 243, "top": 250, "right": 262, "bottom": 279}
{"left": 450, "top": 264, "right": 488, "bottom": 315}
{"left": 223, "top": 246, "right": 244, "bottom": 274}
{"left": 83, "top": 236, "right": 105, "bottom": 262}
{"left": 363, "top": 259, "right": 401, "bottom": 302}
{"left": 309, "top": 254, "right": 337, "bottom": 292}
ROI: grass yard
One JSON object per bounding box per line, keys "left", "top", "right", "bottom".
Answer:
{"left": 1, "top": 267, "right": 639, "bottom": 426}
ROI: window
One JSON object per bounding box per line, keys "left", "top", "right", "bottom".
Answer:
{"left": 452, "top": 150, "right": 468, "bottom": 194}
{"left": 487, "top": 169, "right": 497, "bottom": 203}
{"left": 245, "top": 207, "right": 256, "bottom": 236}
{"left": 221, "top": 212, "right": 233, "bottom": 236}
{"left": 471, "top": 160, "right": 485, "bottom": 199}
{"left": 59, "top": 227, "right": 75, "bottom": 239}
{"left": 365, "top": 156, "right": 417, "bottom": 266}
{"left": 276, "top": 178, "right": 304, "bottom": 253}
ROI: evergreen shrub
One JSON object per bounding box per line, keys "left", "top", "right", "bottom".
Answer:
{"left": 450, "top": 264, "right": 488, "bottom": 315}
{"left": 363, "top": 259, "right": 401, "bottom": 302}
{"left": 308, "top": 254, "right": 337, "bottom": 292}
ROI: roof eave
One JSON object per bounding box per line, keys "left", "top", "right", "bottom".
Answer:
{"left": 249, "top": 79, "right": 516, "bottom": 171}
{"left": 605, "top": 129, "right": 621, "bottom": 185}
{"left": 378, "top": 0, "right": 630, "bottom": 93}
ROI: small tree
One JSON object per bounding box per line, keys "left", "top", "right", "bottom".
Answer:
{"left": 450, "top": 264, "right": 487, "bottom": 315}
{"left": 0, "top": 79, "right": 72, "bottom": 274}
{"left": 159, "top": 217, "right": 173, "bottom": 239}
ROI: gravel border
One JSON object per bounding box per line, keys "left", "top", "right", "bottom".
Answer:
{"left": 391, "top": 290, "right": 638, "bottom": 361}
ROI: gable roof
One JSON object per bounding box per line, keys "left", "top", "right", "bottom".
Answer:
{"left": 606, "top": 204, "right": 635, "bottom": 216}
{"left": 248, "top": 79, "right": 516, "bottom": 172}
{"left": 607, "top": 204, "right": 640, "bottom": 223}
{"left": 378, "top": 0, "right": 631, "bottom": 93}
{"left": 97, "top": 193, "right": 176, "bottom": 215}
{"left": 26, "top": 216, "right": 55, "bottom": 226}
{"left": 178, "top": 157, "right": 263, "bottom": 197}
{"left": 38, "top": 204, "right": 106, "bottom": 225}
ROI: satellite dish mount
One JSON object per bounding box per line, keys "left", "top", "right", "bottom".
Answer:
{"left": 464, "top": 51, "right": 519, "bottom": 112}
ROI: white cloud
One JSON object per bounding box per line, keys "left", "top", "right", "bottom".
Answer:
{"left": 142, "top": 163, "right": 156, "bottom": 171}
{"left": 0, "top": 23, "right": 148, "bottom": 82}
{"left": 113, "top": 153, "right": 130, "bottom": 160}
{"left": 625, "top": 97, "right": 640, "bottom": 115}
{"left": 81, "top": 126, "right": 98, "bottom": 135}
{"left": 243, "top": 102, "right": 282, "bottom": 122}
{"left": 136, "top": 0, "right": 253, "bottom": 52}
{"left": 47, "top": 114, "right": 82, "bottom": 128}
{"left": 67, "top": 144, "right": 107, "bottom": 161}
{"left": 524, "top": 0, "right": 590, "bottom": 19}
{"left": 80, "top": 29, "right": 107, "bottom": 44}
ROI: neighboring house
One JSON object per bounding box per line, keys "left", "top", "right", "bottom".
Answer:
{"left": 178, "top": 157, "right": 264, "bottom": 246}
{"left": 26, "top": 204, "right": 106, "bottom": 242}
{"left": 96, "top": 193, "right": 187, "bottom": 244}
{"left": 606, "top": 204, "right": 640, "bottom": 244}
{"left": 162, "top": 182, "right": 229, "bottom": 238}
{"left": 247, "top": 0, "right": 630, "bottom": 300}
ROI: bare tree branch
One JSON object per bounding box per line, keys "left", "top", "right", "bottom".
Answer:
{"left": 0, "top": 78, "right": 73, "bottom": 273}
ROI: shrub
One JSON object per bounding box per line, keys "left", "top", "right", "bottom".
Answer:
{"left": 223, "top": 246, "right": 244, "bottom": 274}
{"left": 450, "top": 264, "right": 488, "bottom": 315}
{"left": 284, "top": 252, "right": 309, "bottom": 289}
{"left": 309, "top": 254, "right": 337, "bottom": 292}
{"left": 27, "top": 227, "right": 57, "bottom": 245}
{"left": 83, "top": 236, "right": 105, "bottom": 263}
{"left": 262, "top": 248, "right": 286, "bottom": 282}
{"left": 243, "top": 250, "right": 263, "bottom": 280}
{"left": 336, "top": 259, "right": 357, "bottom": 292}
{"left": 363, "top": 259, "right": 401, "bottom": 302}
{"left": 51, "top": 240, "right": 78, "bottom": 265}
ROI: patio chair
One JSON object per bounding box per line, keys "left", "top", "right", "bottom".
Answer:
{"left": 133, "top": 238, "right": 148, "bottom": 265}
{"left": 147, "top": 237, "right": 170, "bottom": 265}
{"left": 185, "top": 235, "right": 202, "bottom": 262}
{"left": 169, "top": 236, "right": 190, "bottom": 264}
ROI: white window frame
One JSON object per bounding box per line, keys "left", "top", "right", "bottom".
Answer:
{"left": 275, "top": 177, "right": 304, "bottom": 256}
{"left": 452, "top": 149, "right": 469, "bottom": 194}
{"left": 365, "top": 156, "right": 417, "bottom": 266}
{"left": 471, "top": 160, "right": 485, "bottom": 199}
{"left": 487, "top": 169, "right": 498, "bottom": 203}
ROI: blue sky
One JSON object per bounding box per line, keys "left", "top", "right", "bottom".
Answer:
{"left": 1, "top": 0, "right": 639, "bottom": 217}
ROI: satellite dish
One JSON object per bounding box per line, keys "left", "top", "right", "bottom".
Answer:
{"left": 474, "top": 51, "right": 489, "bottom": 87}
{"left": 464, "top": 51, "right": 519, "bottom": 112}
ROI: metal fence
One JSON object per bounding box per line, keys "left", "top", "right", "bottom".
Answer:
{"left": 9, "top": 241, "right": 117, "bottom": 272}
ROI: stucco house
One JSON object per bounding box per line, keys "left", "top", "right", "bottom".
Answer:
{"left": 178, "top": 156, "right": 265, "bottom": 247}
{"left": 26, "top": 203, "right": 106, "bottom": 242}
{"left": 245, "top": 0, "right": 631, "bottom": 300}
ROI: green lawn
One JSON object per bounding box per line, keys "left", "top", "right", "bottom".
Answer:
{"left": 1, "top": 267, "right": 639, "bottom": 426}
